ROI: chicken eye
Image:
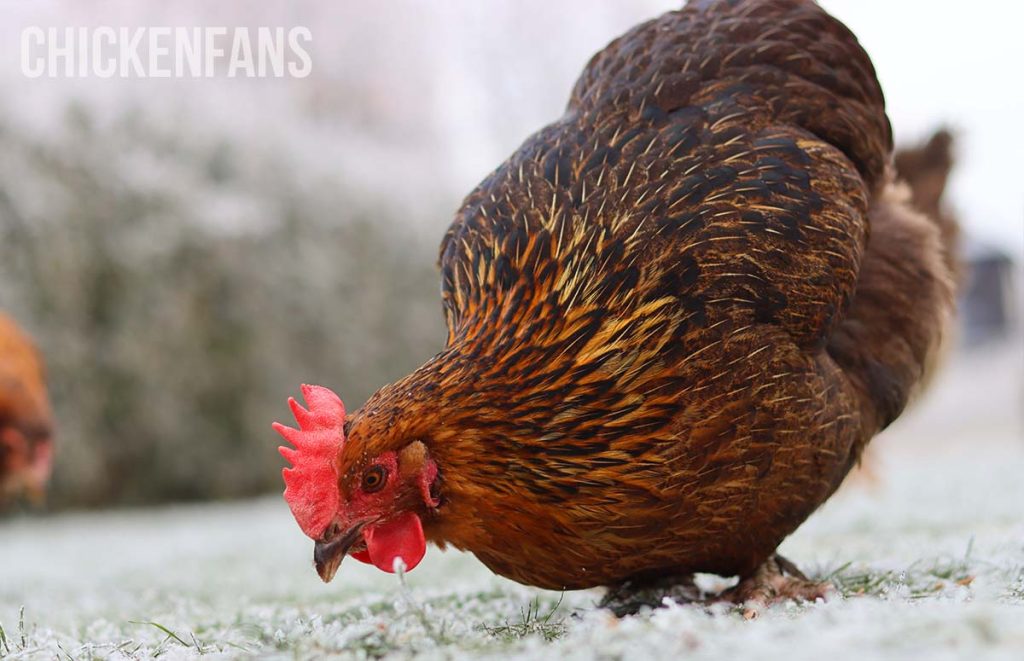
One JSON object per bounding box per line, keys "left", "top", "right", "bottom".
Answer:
{"left": 362, "top": 465, "right": 388, "bottom": 493}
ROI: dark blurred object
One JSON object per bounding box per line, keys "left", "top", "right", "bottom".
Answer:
{"left": 0, "top": 311, "right": 53, "bottom": 505}
{"left": 960, "top": 241, "right": 1017, "bottom": 347}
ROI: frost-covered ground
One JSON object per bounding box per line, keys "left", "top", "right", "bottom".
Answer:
{"left": 1, "top": 347, "right": 1022, "bottom": 660}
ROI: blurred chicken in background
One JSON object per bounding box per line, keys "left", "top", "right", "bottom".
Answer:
{"left": 842, "top": 129, "right": 961, "bottom": 489}
{"left": 0, "top": 312, "right": 53, "bottom": 505}
{"left": 895, "top": 130, "right": 960, "bottom": 282}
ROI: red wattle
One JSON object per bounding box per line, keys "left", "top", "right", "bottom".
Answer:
{"left": 363, "top": 512, "right": 426, "bottom": 573}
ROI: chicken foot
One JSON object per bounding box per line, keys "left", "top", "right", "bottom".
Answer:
{"left": 723, "top": 554, "right": 833, "bottom": 618}
{"left": 600, "top": 555, "right": 832, "bottom": 618}
{"left": 599, "top": 573, "right": 704, "bottom": 617}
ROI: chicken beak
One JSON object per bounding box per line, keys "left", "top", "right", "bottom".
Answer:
{"left": 313, "top": 522, "right": 366, "bottom": 583}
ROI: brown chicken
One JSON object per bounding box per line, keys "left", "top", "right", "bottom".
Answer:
{"left": 275, "top": 0, "right": 956, "bottom": 612}
{"left": 0, "top": 312, "right": 54, "bottom": 504}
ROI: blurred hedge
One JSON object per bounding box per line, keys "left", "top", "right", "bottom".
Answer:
{"left": 0, "top": 103, "right": 446, "bottom": 508}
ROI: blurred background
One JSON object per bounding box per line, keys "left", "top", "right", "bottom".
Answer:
{"left": 0, "top": 0, "right": 1019, "bottom": 510}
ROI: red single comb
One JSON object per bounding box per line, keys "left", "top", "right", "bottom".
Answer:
{"left": 272, "top": 384, "right": 346, "bottom": 539}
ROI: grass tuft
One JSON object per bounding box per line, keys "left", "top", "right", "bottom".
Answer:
{"left": 829, "top": 538, "right": 979, "bottom": 599}
{"left": 480, "top": 594, "right": 567, "bottom": 643}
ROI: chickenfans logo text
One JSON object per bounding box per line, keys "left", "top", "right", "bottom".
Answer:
{"left": 20, "top": 27, "right": 313, "bottom": 78}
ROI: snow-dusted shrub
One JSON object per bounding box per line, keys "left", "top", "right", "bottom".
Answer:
{"left": 0, "top": 102, "right": 445, "bottom": 507}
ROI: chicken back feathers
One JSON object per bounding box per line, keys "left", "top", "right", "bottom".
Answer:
{"left": 346, "top": 0, "right": 956, "bottom": 590}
